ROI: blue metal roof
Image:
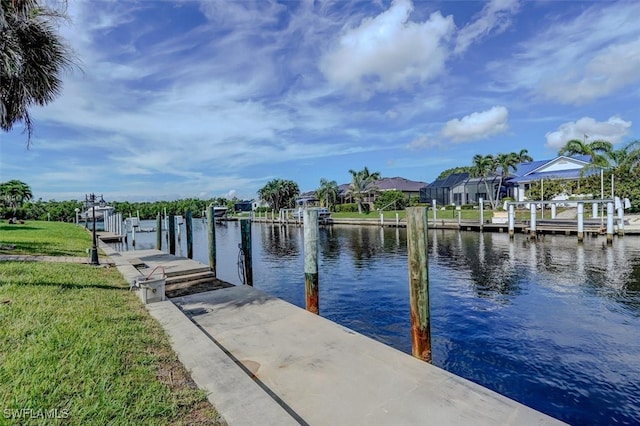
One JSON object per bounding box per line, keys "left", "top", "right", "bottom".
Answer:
{"left": 510, "top": 167, "right": 599, "bottom": 183}
{"left": 509, "top": 155, "right": 592, "bottom": 178}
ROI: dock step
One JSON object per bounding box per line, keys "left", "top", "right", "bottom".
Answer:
{"left": 165, "top": 276, "right": 234, "bottom": 298}
{"left": 165, "top": 271, "right": 217, "bottom": 285}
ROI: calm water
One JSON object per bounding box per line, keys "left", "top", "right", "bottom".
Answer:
{"left": 117, "top": 220, "right": 640, "bottom": 424}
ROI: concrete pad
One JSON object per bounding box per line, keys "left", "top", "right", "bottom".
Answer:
{"left": 146, "top": 301, "right": 300, "bottom": 426}
{"left": 173, "top": 286, "right": 564, "bottom": 426}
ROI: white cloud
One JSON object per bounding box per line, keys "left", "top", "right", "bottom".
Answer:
{"left": 454, "top": 0, "right": 520, "bottom": 54}
{"left": 491, "top": 2, "right": 640, "bottom": 104}
{"left": 320, "top": 0, "right": 454, "bottom": 96}
{"left": 543, "top": 38, "right": 640, "bottom": 104}
{"left": 545, "top": 116, "right": 632, "bottom": 150}
{"left": 441, "top": 106, "right": 509, "bottom": 142}
{"left": 405, "top": 135, "right": 439, "bottom": 150}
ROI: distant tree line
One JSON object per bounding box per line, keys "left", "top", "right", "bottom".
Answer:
{"left": 0, "top": 181, "right": 243, "bottom": 221}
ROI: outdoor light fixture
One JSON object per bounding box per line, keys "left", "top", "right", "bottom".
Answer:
{"left": 84, "top": 193, "right": 106, "bottom": 265}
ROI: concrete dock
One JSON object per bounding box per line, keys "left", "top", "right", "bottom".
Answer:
{"left": 100, "top": 243, "right": 563, "bottom": 425}
{"left": 152, "top": 287, "right": 563, "bottom": 425}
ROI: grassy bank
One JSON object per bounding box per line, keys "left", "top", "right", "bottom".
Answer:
{"left": 0, "top": 222, "right": 92, "bottom": 256}
{"left": 0, "top": 222, "right": 224, "bottom": 425}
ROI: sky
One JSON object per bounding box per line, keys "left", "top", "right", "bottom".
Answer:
{"left": 1, "top": 0, "right": 639, "bottom": 202}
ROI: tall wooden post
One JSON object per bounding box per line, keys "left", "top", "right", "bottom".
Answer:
{"left": 406, "top": 207, "right": 431, "bottom": 363}
{"left": 304, "top": 209, "right": 319, "bottom": 314}
{"left": 551, "top": 203, "right": 556, "bottom": 219}
{"left": 479, "top": 197, "right": 484, "bottom": 231}
{"left": 606, "top": 201, "right": 614, "bottom": 245}
{"left": 432, "top": 199, "right": 437, "bottom": 227}
{"left": 207, "top": 205, "right": 217, "bottom": 275}
{"left": 156, "top": 212, "right": 162, "bottom": 250}
{"left": 577, "top": 202, "right": 584, "bottom": 242}
{"left": 617, "top": 202, "right": 625, "bottom": 237}
{"left": 240, "top": 219, "right": 253, "bottom": 286}
{"left": 508, "top": 204, "right": 515, "bottom": 239}
{"left": 168, "top": 215, "right": 176, "bottom": 255}
{"left": 529, "top": 203, "right": 537, "bottom": 240}
{"left": 186, "top": 210, "right": 193, "bottom": 259}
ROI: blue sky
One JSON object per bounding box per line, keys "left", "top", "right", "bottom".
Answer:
{"left": 2, "top": 0, "right": 639, "bottom": 202}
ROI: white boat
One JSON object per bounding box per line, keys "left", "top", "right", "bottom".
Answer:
{"left": 205, "top": 206, "right": 227, "bottom": 221}
{"left": 81, "top": 205, "right": 115, "bottom": 221}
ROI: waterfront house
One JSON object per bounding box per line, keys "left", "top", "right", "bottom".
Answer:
{"left": 507, "top": 155, "right": 593, "bottom": 202}
{"left": 338, "top": 177, "right": 429, "bottom": 206}
{"left": 420, "top": 155, "right": 596, "bottom": 206}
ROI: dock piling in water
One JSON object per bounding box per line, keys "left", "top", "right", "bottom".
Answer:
{"left": 577, "top": 202, "right": 584, "bottom": 242}
{"left": 207, "top": 205, "right": 217, "bottom": 275}
{"left": 304, "top": 209, "right": 319, "bottom": 314}
{"left": 156, "top": 212, "right": 162, "bottom": 250}
{"left": 186, "top": 210, "right": 193, "bottom": 259}
{"left": 169, "top": 215, "right": 176, "bottom": 255}
{"left": 618, "top": 201, "right": 625, "bottom": 237}
{"left": 240, "top": 219, "right": 253, "bottom": 286}
{"left": 607, "top": 202, "right": 614, "bottom": 244}
{"left": 406, "top": 207, "right": 431, "bottom": 363}
{"left": 529, "top": 204, "right": 537, "bottom": 240}
{"left": 508, "top": 204, "right": 515, "bottom": 238}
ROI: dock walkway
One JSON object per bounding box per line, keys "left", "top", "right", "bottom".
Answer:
{"left": 99, "top": 242, "right": 564, "bottom": 425}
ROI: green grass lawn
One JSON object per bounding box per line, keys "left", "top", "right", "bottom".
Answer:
{"left": 0, "top": 221, "right": 223, "bottom": 425}
{"left": 0, "top": 221, "right": 93, "bottom": 256}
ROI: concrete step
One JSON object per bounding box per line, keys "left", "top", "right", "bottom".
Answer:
{"left": 165, "top": 277, "right": 234, "bottom": 298}
{"left": 166, "top": 271, "right": 216, "bottom": 285}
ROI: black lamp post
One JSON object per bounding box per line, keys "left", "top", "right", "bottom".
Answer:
{"left": 85, "top": 193, "right": 106, "bottom": 265}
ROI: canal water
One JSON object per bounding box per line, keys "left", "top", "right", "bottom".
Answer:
{"left": 118, "top": 220, "right": 640, "bottom": 424}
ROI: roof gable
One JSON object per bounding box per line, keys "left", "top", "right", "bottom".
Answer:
{"left": 527, "top": 155, "right": 591, "bottom": 175}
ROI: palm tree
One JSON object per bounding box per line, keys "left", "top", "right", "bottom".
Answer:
{"left": 515, "top": 149, "right": 533, "bottom": 163}
{"left": 315, "top": 178, "right": 339, "bottom": 211}
{"left": 606, "top": 140, "right": 640, "bottom": 170}
{"left": 347, "top": 167, "right": 380, "bottom": 214}
{"left": 257, "top": 179, "right": 299, "bottom": 212}
{"left": 470, "top": 154, "right": 497, "bottom": 209}
{"left": 0, "top": 179, "right": 33, "bottom": 217}
{"left": 494, "top": 152, "right": 519, "bottom": 204}
{"left": 1, "top": 0, "right": 74, "bottom": 146}
{"left": 558, "top": 139, "right": 613, "bottom": 169}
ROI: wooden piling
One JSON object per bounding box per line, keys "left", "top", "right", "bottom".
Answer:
{"left": 304, "top": 209, "right": 319, "bottom": 314}
{"left": 606, "top": 202, "right": 614, "bottom": 244}
{"left": 618, "top": 204, "right": 625, "bottom": 237}
{"left": 168, "top": 215, "right": 176, "bottom": 255}
{"left": 432, "top": 199, "right": 437, "bottom": 227}
{"left": 508, "top": 204, "right": 515, "bottom": 239}
{"left": 479, "top": 198, "right": 484, "bottom": 231}
{"left": 529, "top": 204, "right": 537, "bottom": 240}
{"left": 406, "top": 207, "right": 431, "bottom": 363}
{"left": 577, "top": 202, "right": 584, "bottom": 242}
{"left": 207, "top": 205, "right": 217, "bottom": 275}
{"left": 240, "top": 218, "right": 253, "bottom": 286}
{"left": 156, "top": 212, "right": 162, "bottom": 250}
{"left": 186, "top": 210, "right": 193, "bottom": 259}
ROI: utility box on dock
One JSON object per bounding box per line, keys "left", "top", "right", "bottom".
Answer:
{"left": 134, "top": 275, "right": 166, "bottom": 304}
